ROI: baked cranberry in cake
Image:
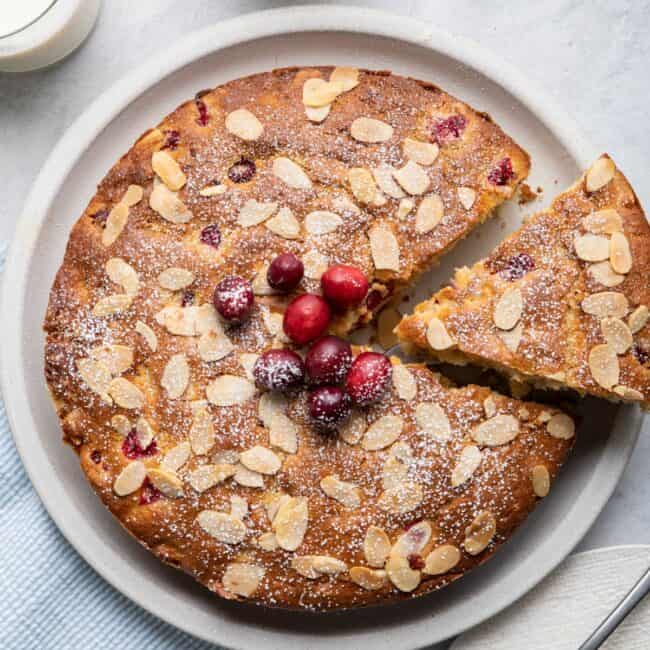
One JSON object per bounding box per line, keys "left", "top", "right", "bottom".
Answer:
{"left": 200, "top": 223, "right": 221, "bottom": 249}
{"left": 488, "top": 157, "right": 515, "bottom": 186}
{"left": 228, "top": 159, "right": 256, "bottom": 183}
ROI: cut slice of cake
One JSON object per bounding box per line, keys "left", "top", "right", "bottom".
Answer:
{"left": 396, "top": 155, "right": 650, "bottom": 408}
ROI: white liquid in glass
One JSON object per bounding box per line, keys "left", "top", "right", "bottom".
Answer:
{"left": 0, "top": 0, "right": 57, "bottom": 38}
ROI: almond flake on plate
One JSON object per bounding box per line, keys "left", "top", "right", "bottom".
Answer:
{"left": 628, "top": 305, "right": 649, "bottom": 333}
{"left": 329, "top": 66, "right": 359, "bottom": 91}
{"left": 188, "top": 464, "right": 237, "bottom": 492}
{"left": 339, "top": 408, "right": 367, "bottom": 445}
{"left": 609, "top": 232, "right": 632, "bottom": 274}
{"left": 160, "top": 441, "right": 191, "bottom": 473}
{"left": 349, "top": 567, "right": 387, "bottom": 591}
{"left": 121, "top": 184, "right": 143, "bottom": 207}
{"left": 531, "top": 465, "right": 550, "bottom": 497}
{"left": 588, "top": 261, "right": 624, "bottom": 287}
{"left": 581, "top": 292, "right": 629, "bottom": 319}
{"left": 458, "top": 186, "right": 477, "bottom": 210}
{"left": 583, "top": 209, "right": 623, "bottom": 234}
{"left": 493, "top": 287, "right": 523, "bottom": 330}
{"left": 147, "top": 468, "right": 184, "bottom": 498}
{"left": 546, "top": 412, "right": 575, "bottom": 439}
{"left": 372, "top": 165, "right": 405, "bottom": 199}
{"left": 348, "top": 167, "right": 378, "bottom": 204}
{"left": 302, "top": 249, "right": 329, "bottom": 279}
{"left": 377, "top": 481, "right": 423, "bottom": 514}
{"left": 424, "top": 545, "right": 461, "bottom": 575}
{"left": 364, "top": 525, "right": 391, "bottom": 568}
{"left": 451, "top": 445, "right": 482, "bottom": 487}
{"left": 90, "top": 344, "right": 133, "bottom": 376}
{"left": 189, "top": 406, "right": 215, "bottom": 454}
{"left": 268, "top": 412, "right": 298, "bottom": 454}
{"left": 77, "top": 358, "right": 112, "bottom": 401}
{"left": 198, "top": 329, "right": 234, "bottom": 362}
{"left": 302, "top": 77, "right": 341, "bottom": 107}
{"left": 601, "top": 317, "right": 632, "bottom": 354}
{"left": 574, "top": 233, "right": 610, "bottom": 262}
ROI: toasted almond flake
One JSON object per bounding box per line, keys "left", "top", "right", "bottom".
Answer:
{"left": 222, "top": 563, "right": 264, "bottom": 597}
{"left": 494, "top": 287, "right": 523, "bottom": 331}
{"left": 369, "top": 224, "right": 400, "bottom": 272}
{"left": 303, "top": 77, "right": 341, "bottom": 107}
{"left": 396, "top": 198, "right": 414, "bottom": 220}
{"left": 238, "top": 353, "right": 259, "bottom": 382}
{"left": 302, "top": 249, "right": 329, "bottom": 279}
{"left": 339, "top": 409, "right": 366, "bottom": 445}
{"left": 483, "top": 396, "right": 497, "bottom": 418}
{"left": 382, "top": 455, "right": 408, "bottom": 491}
{"left": 320, "top": 475, "right": 361, "bottom": 508}
{"left": 377, "top": 481, "right": 423, "bottom": 514}
{"left": 197, "top": 510, "right": 246, "bottom": 544}
{"left": 392, "top": 160, "right": 430, "bottom": 195}
{"left": 152, "top": 151, "right": 186, "bottom": 191}
{"left": 161, "top": 353, "right": 189, "bottom": 399}
{"left": 155, "top": 305, "right": 197, "bottom": 336}
{"left": 189, "top": 406, "right": 215, "bottom": 454}
{"left": 348, "top": 167, "right": 378, "bottom": 204}
{"left": 113, "top": 461, "right": 145, "bottom": 496}
{"left": 497, "top": 320, "right": 523, "bottom": 352}
{"left": 237, "top": 199, "right": 278, "bottom": 227}
{"left": 385, "top": 553, "right": 421, "bottom": 592}
{"left": 77, "top": 358, "right": 112, "bottom": 401}
{"left": 265, "top": 207, "right": 301, "bottom": 239}
{"left": 93, "top": 293, "right": 132, "bottom": 317}
{"left": 451, "top": 445, "right": 482, "bottom": 487}
{"left": 629, "top": 305, "right": 649, "bottom": 333}
{"left": 531, "top": 465, "right": 550, "bottom": 497}
{"left": 225, "top": 108, "right": 263, "bottom": 141}
{"left": 330, "top": 66, "right": 359, "bottom": 91}
{"left": 257, "top": 532, "right": 278, "bottom": 551}
{"left": 147, "top": 468, "right": 184, "bottom": 498}
{"left": 121, "top": 184, "right": 143, "bottom": 207}
{"left": 273, "top": 496, "right": 308, "bottom": 551}
{"left": 106, "top": 258, "right": 139, "bottom": 295}
{"left": 149, "top": 183, "right": 192, "bottom": 223}
{"left": 588, "top": 261, "right": 625, "bottom": 287}
{"left": 362, "top": 414, "right": 403, "bottom": 451}
{"left": 272, "top": 157, "right": 312, "bottom": 190}
{"left": 392, "top": 364, "right": 417, "bottom": 401}
{"left": 390, "top": 441, "right": 414, "bottom": 464}
{"left": 609, "top": 232, "right": 632, "bottom": 274}
{"left": 613, "top": 385, "right": 644, "bottom": 400}
{"left": 464, "top": 510, "right": 496, "bottom": 555}
{"left": 403, "top": 138, "right": 439, "bottom": 166}
{"left": 90, "top": 344, "right": 134, "bottom": 376}
{"left": 206, "top": 375, "right": 256, "bottom": 406}
{"left": 135, "top": 416, "right": 154, "bottom": 448}
{"left": 229, "top": 494, "right": 248, "bottom": 518}
{"left": 251, "top": 264, "right": 278, "bottom": 296}
{"left": 198, "top": 329, "right": 234, "bottom": 363}
{"left": 575, "top": 233, "right": 610, "bottom": 262}
{"left": 586, "top": 157, "right": 616, "bottom": 192}
{"left": 199, "top": 183, "right": 227, "bottom": 197}
{"left": 158, "top": 267, "right": 194, "bottom": 291}
{"left": 305, "top": 104, "right": 330, "bottom": 122}
{"left": 267, "top": 412, "right": 298, "bottom": 454}
{"left": 160, "top": 441, "right": 191, "bottom": 473}
{"left": 415, "top": 402, "right": 451, "bottom": 441}
{"left": 426, "top": 317, "right": 454, "bottom": 350}
{"left": 108, "top": 377, "right": 144, "bottom": 409}
{"left": 424, "top": 545, "right": 461, "bottom": 575}
{"left": 472, "top": 413, "right": 519, "bottom": 446}
{"left": 188, "top": 464, "right": 236, "bottom": 492}
{"left": 111, "top": 414, "right": 131, "bottom": 435}
{"left": 304, "top": 210, "right": 343, "bottom": 235}
{"left": 350, "top": 117, "right": 393, "bottom": 143}
{"left": 584, "top": 209, "right": 623, "bottom": 234}
{"left": 415, "top": 194, "right": 444, "bottom": 234}
{"left": 601, "top": 317, "right": 633, "bottom": 354}
{"left": 546, "top": 412, "right": 575, "bottom": 439}
{"left": 240, "top": 445, "right": 281, "bottom": 475}
{"left": 258, "top": 391, "right": 288, "bottom": 428}
{"left": 349, "top": 567, "right": 387, "bottom": 591}
{"left": 458, "top": 186, "right": 477, "bottom": 210}
{"left": 331, "top": 193, "right": 361, "bottom": 215}
{"left": 582, "top": 291, "right": 629, "bottom": 319}
{"left": 102, "top": 203, "right": 129, "bottom": 247}
{"left": 265, "top": 493, "right": 291, "bottom": 523}
{"left": 372, "top": 165, "right": 405, "bottom": 199}
{"left": 538, "top": 410, "right": 553, "bottom": 423}
{"left": 292, "top": 555, "right": 347, "bottom": 579}
{"left": 233, "top": 465, "right": 264, "bottom": 488}
{"left": 392, "top": 520, "right": 433, "bottom": 557}
{"left": 363, "top": 526, "right": 391, "bottom": 568}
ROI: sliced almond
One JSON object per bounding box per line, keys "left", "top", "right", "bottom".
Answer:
{"left": 458, "top": 186, "right": 477, "bottom": 210}
{"left": 350, "top": 117, "right": 393, "bottom": 143}
{"left": 252, "top": 264, "right": 278, "bottom": 296}
{"left": 320, "top": 475, "right": 361, "bottom": 508}
{"left": 199, "top": 183, "right": 227, "bottom": 197}
{"left": 158, "top": 267, "right": 194, "bottom": 291}
{"left": 628, "top": 305, "right": 649, "bottom": 333}
{"left": 396, "top": 198, "right": 415, "bottom": 219}
{"left": 265, "top": 207, "right": 301, "bottom": 239}
{"left": 121, "top": 184, "right": 143, "bottom": 207}
{"left": 187, "top": 464, "right": 236, "bottom": 492}
{"left": 237, "top": 199, "right": 278, "bottom": 227}
{"left": 239, "top": 353, "right": 259, "bottom": 381}
{"left": 385, "top": 553, "right": 420, "bottom": 592}
{"left": 111, "top": 414, "right": 131, "bottom": 435}
{"left": 303, "top": 78, "right": 341, "bottom": 107}
{"left": 415, "top": 194, "right": 444, "bottom": 234}
{"left": 392, "top": 520, "right": 432, "bottom": 558}
{"left": 272, "top": 157, "right": 312, "bottom": 190}
{"left": 348, "top": 167, "right": 378, "bottom": 204}
{"left": 601, "top": 317, "right": 633, "bottom": 354}
{"left": 268, "top": 412, "right": 298, "bottom": 454}
{"left": 349, "top": 567, "right": 387, "bottom": 591}
{"left": 152, "top": 151, "right": 186, "bottom": 190}
{"left": 106, "top": 258, "right": 139, "bottom": 295}
{"left": 206, "top": 375, "right": 256, "bottom": 406}
{"left": 377, "top": 481, "right": 423, "bottom": 514}
{"left": 258, "top": 391, "right": 288, "bottom": 428}
{"left": 585, "top": 157, "right": 616, "bottom": 192}
{"left": 392, "top": 161, "right": 430, "bottom": 195}
{"left": 483, "top": 396, "right": 497, "bottom": 418}
{"left": 497, "top": 321, "right": 523, "bottom": 353}
{"left": 531, "top": 465, "right": 550, "bottom": 497}
{"left": 233, "top": 465, "right": 264, "bottom": 488}
{"left": 451, "top": 445, "right": 482, "bottom": 487}
{"left": 339, "top": 409, "right": 366, "bottom": 445}
{"left": 305, "top": 104, "right": 330, "bottom": 123}
{"left": 134, "top": 416, "right": 154, "bottom": 448}
{"left": 257, "top": 532, "right": 279, "bottom": 551}
{"left": 197, "top": 510, "right": 246, "bottom": 544}
{"left": 613, "top": 385, "right": 644, "bottom": 400}
{"left": 149, "top": 183, "right": 192, "bottom": 223}
{"left": 369, "top": 224, "right": 400, "bottom": 272}
{"left": 240, "top": 445, "right": 281, "bottom": 475}
{"left": 464, "top": 510, "right": 496, "bottom": 555}
{"left": 392, "top": 364, "right": 417, "bottom": 401}
{"left": 582, "top": 291, "right": 629, "bottom": 319}
{"left": 426, "top": 317, "right": 454, "bottom": 350}
{"left": 382, "top": 455, "right": 408, "bottom": 491}
{"left": 609, "top": 232, "right": 632, "bottom": 274}
{"left": 546, "top": 412, "right": 575, "bottom": 439}
{"left": 415, "top": 402, "right": 451, "bottom": 441}
{"left": 494, "top": 287, "right": 523, "bottom": 331}
{"left": 304, "top": 210, "right": 342, "bottom": 235}
{"left": 588, "top": 261, "right": 625, "bottom": 287}
{"left": 108, "top": 377, "right": 144, "bottom": 409}
{"left": 222, "top": 563, "right": 264, "bottom": 597}
{"left": 329, "top": 66, "right": 359, "bottom": 91}
{"left": 135, "top": 320, "right": 158, "bottom": 352}
{"left": 372, "top": 165, "right": 405, "bottom": 199}
{"left": 225, "top": 108, "right": 263, "bottom": 141}
{"left": 584, "top": 209, "right": 623, "bottom": 234}
{"left": 77, "top": 358, "right": 112, "bottom": 401}
{"left": 292, "top": 555, "right": 347, "bottom": 579}
{"left": 102, "top": 203, "right": 129, "bottom": 247}
{"left": 161, "top": 353, "right": 189, "bottom": 399}
{"left": 189, "top": 406, "right": 215, "bottom": 454}
{"left": 302, "top": 249, "right": 329, "bottom": 280}
{"left": 147, "top": 467, "right": 184, "bottom": 498}
{"left": 90, "top": 344, "right": 134, "bottom": 376}
{"left": 472, "top": 413, "right": 519, "bottom": 446}
{"left": 575, "top": 233, "right": 610, "bottom": 262}
{"left": 160, "top": 441, "right": 191, "bottom": 473}
{"left": 424, "top": 545, "right": 461, "bottom": 575}
{"left": 92, "top": 293, "right": 132, "bottom": 317}
{"left": 198, "top": 329, "right": 234, "bottom": 363}
{"left": 363, "top": 525, "right": 391, "bottom": 568}
{"left": 113, "top": 461, "right": 145, "bottom": 496}
{"left": 403, "top": 138, "right": 439, "bottom": 166}
{"left": 362, "top": 414, "right": 403, "bottom": 451}
{"left": 273, "top": 496, "right": 308, "bottom": 551}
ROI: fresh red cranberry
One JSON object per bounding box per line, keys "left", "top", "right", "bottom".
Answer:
{"left": 305, "top": 336, "right": 352, "bottom": 386}
{"left": 254, "top": 349, "right": 305, "bottom": 392}
{"left": 283, "top": 294, "right": 331, "bottom": 345}
{"left": 139, "top": 477, "right": 162, "bottom": 505}
{"left": 180, "top": 289, "right": 195, "bottom": 307}
{"left": 267, "top": 253, "right": 304, "bottom": 292}
{"left": 200, "top": 223, "right": 221, "bottom": 249}
{"left": 228, "top": 159, "right": 256, "bottom": 183}
{"left": 161, "top": 129, "right": 180, "bottom": 150}
{"left": 90, "top": 450, "right": 102, "bottom": 464}
{"left": 408, "top": 554, "right": 425, "bottom": 570}
{"left": 632, "top": 344, "right": 649, "bottom": 365}
{"left": 430, "top": 114, "right": 467, "bottom": 144}
{"left": 90, "top": 208, "right": 109, "bottom": 226}
{"left": 346, "top": 352, "right": 392, "bottom": 406}
{"left": 488, "top": 157, "right": 515, "bottom": 186}
{"left": 194, "top": 92, "right": 210, "bottom": 126}
{"left": 321, "top": 265, "right": 369, "bottom": 310}
{"left": 365, "top": 289, "right": 384, "bottom": 312}
{"left": 308, "top": 386, "right": 351, "bottom": 428}
{"left": 122, "top": 429, "right": 158, "bottom": 460}
{"left": 213, "top": 276, "right": 254, "bottom": 323}
{"left": 500, "top": 253, "right": 535, "bottom": 281}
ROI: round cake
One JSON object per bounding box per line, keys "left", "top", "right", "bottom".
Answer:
{"left": 43, "top": 66, "right": 573, "bottom": 610}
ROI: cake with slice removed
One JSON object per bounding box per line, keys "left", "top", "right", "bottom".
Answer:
{"left": 396, "top": 155, "right": 650, "bottom": 408}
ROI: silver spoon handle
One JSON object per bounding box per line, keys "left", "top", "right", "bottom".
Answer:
{"left": 578, "top": 564, "right": 650, "bottom": 649}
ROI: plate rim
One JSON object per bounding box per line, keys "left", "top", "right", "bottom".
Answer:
{"left": 1, "top": 5, "right": 641, "bottom": 648}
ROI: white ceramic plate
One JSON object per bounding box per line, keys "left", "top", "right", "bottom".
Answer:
{"left": 1, "top": 6, "right": 642, "bottom": 649}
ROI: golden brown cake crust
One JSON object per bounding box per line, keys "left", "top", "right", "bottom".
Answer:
{"left": 42, "top": 66, "right": 567, "bottom": 611}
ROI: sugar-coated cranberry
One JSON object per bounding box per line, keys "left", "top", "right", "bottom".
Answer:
{"left": 122, "top": 429, "right": 158, "bottom": 460}
{"left": 365, "top": 289, "right": 385, "bottom": 312}
{"left": 213, "top": 276, "right": 254, "bottom": 323}
{"left": 321, "top": 264, "right": 369, "bottom": 310}
{"left": 228, "top": 159, "right": 256, "bottom": 183}
{"left": 254, "top": 349, "right": 305, "bottom": 392}
{"left": 180, "top": 289, "right": 195, "bottom": 307}
{"left": 90, "top": 450, "right": 102, "bottom": 464}
{"left": 488, "top": 157, "right": 515, "bottom": 186}
{"left": 161, "top": 129, "right": 180, "bottom": 150}
{"left": 90, "top": 208, "right": 109, "bottom": 226}
{"left": 408, "top": 554, "right": 425, "bottom": 570}
{"left": 430, "top": 114, "right": 467, "bottom": 144}
{"left": 305, "top": 336, "right": 352, "bottom": 386}
{"left": 267, "top": 253, "right": 304, "bottom": 292}
{"left": 632, "top": 344, "right": 649, "bottom": 365}
{"left": 200, "top": 223, "right": 221, "bottom": 249}
{"left": 283, "top": 294, "right": 331, "bottom": 345}
{"left": 139, "top": 477, "right": 162, "bottom": 505}
{"left": 500, "top": 253, "right": 535, "bottom": 281}
{"left": 346, "top": 351, "right": 392, "bottom": 405}
{"left": 308, "top": 386, "right": 351, "bottom": 428}
{"left": 194, "top": 93, "right": 210, "bottom": 126}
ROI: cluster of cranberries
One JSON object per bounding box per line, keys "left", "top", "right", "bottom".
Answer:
{"left": 211, "top": 252, "right": 392, "bottom": 429}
